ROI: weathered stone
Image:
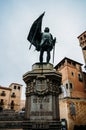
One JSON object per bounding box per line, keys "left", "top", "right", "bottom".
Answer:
{"left": 23, "top": 63, "right": 62, "bottom": 129}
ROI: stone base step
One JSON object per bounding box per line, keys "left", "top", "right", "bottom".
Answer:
{"left": 23, "top": 120, "right": 61, "bottom": 130}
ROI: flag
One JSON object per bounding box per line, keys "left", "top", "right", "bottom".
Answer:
{"left": 27, "top": 12, "right": 45, "bottom": 50}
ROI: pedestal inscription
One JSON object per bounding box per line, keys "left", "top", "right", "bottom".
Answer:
{"left": 30, "top": 95, "right": 52, "bottom": 120}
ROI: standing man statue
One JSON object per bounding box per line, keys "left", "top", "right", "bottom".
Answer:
{"left": 40, "top": 27, "right": 56, "bottom": 63}
{"left": 27, "top": 12, "right": 56, "bottom": 63}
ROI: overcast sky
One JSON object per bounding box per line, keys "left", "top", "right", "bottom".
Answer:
{"left": 0, "top": 0, "right": 86, "bottom": 99}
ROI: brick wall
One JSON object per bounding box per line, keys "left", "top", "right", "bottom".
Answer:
{"left": 59, "top": 98, "right": 86, "bottom": 130}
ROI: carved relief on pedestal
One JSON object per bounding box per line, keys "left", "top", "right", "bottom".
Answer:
{"left": 26, "top": 77, "right": 60, "bottom": 97}
{"left": 26, "top": 80, "right": 36, "bottom": 95}
{"left": 52, "top": 81, "right": 60, "bottom": 94}
{"left": 47, "top": 79, "right": 60, "bottom": 95}
{"left": 35, "top": 78, "right": 48, "bottom": 95}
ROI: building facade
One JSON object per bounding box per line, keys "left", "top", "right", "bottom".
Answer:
{"left": 55, "top": 57, "right": 86, "bottom": 130}
{"left": 55, "top": 57, "right": 86, "bottom": 99}
{"left": 59, "top": 98, "right": 86, "bottom": 130}
{"left": 77, "top": 31, "right": 86, "bottom": 67}
{"left": 0, "top": 83, "right": 22, "bottom": 111}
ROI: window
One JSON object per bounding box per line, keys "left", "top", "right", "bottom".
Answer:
{"left": 0, "top": 99, "right": 4, "bottom": 105}
{"left": 71, "top": 72, "right": 74, "bottom": 77}
{"left": 68, "top": 60, "right": 71, "bottom": 65}
{"left": 78, "top": 73, "right": 83, "bottom": 82}
{"left": 1, "top": 91, "right": 6, "bottom": 96}
{"left": 80, "top": 37, "right": 83, "bottom": 40}
{"left": 14, "top": 86, "right": 16, "bottom": 89}
{"left": 66, "top": 83, "right": 68, "bottom": 89}
{"left": 70, "top": 102, "right": 76, "bottom": 116}
{"left": 11, "top": 92, "right": 16, "bottom": 98}
{"left": 11, "top": 100, "right": 14, "bottom": 105}
{"left": 72, "top": 62, "right": 76, "bottom": 66}
{"left": 11, "top": 100, "right": 14, "bottom": 110}
{"left": 18, "top": 86, "right": 20, "bottom": 90}
{"left": 70, "top": 83, "right": 73, "bottom": 89}
{"left": 84, "top": 34, "right": 86, "bottom": 38}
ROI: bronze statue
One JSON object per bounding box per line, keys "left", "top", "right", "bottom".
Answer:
{"left": 27, "top": 12, "right": 56, "bottom": 63}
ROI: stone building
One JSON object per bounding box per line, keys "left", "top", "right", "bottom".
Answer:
{"left": 55, "top": 57, "right": 86, "bottom": 130}
{"left": 0, "top": 83, "right": 22, "bottom": 111}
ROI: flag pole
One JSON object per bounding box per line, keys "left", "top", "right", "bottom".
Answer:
{"left": 52, "top": 38, "right": 56, "bottom": 64}
{"left": 53, "top": 45, "right": 55, "bottom": 64}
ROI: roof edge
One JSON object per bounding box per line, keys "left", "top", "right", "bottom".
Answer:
{"left": 54, "top": 57, "right": 83, "bottom": 69}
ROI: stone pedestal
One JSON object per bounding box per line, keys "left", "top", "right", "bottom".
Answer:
{"left": 23, "top": 63, "right": 62, "bottom": 130}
